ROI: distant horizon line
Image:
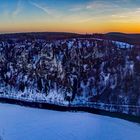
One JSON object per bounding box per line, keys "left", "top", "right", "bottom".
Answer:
{"left": 0, "top": 31, "right": 140, "bottom": 35}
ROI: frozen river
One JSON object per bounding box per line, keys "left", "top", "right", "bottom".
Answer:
{"left": 0, "top": 103, "right": 140, "bottom": 140}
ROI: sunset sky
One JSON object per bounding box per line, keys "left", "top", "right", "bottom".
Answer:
{"left": 0, "top": 0, "right": 140, "bottom": 34}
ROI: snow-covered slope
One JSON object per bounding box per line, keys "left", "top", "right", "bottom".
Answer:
{"left": 0, "top": 37, "right": 140, "bottom": 116}
{"left": 0, "top": 103, "right": 140, "bottom": 140}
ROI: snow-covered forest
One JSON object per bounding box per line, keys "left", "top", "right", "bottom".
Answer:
{"left": 0, "top": 36, "right": 140, "bottom": 116}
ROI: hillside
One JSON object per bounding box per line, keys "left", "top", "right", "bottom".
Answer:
{"left": 0, "top": 33, "right": 140, "bottom": 116}
{"left": 105, "top": 32, "right": 140, "bottom": 45}
{"left": 0, "top": 32, "right": 80, "bottom": 41}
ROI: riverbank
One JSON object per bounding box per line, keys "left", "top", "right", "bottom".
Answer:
{"left": 0, "top": 97, "right": 139, "bottom": 124}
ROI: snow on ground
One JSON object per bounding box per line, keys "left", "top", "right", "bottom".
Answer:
{"left": 112, "top": 41, "right": 133, "bottom": 49}
{"left": 0, "top": 103, "right": 140, "bottom": 140}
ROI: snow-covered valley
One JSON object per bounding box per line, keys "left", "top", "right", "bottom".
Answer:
{"left": 0, "top": 103, "right": 140, "bottom": 140}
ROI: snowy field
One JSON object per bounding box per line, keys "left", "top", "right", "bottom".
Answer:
{"left": 0, "top": 103, "right": 140, "bottom": 140}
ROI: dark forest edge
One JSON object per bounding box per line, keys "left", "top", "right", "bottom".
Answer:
{"left": 0, "top": 97, "right": 140, "bottom": 124}
{"left": 0, "top": 32, "right": 140, "bottom": 45}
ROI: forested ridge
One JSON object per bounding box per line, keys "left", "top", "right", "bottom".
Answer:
{"left": 0, "top": 34, "right": 140, "bottom": 116}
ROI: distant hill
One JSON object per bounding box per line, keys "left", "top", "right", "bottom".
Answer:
{"left": 0, "top": 32, "right": 81, "bottom": 41}
{"left": 104, "top": 32, "right": 140, "bottom": 45}
{"left": 0, "top": 31, "right": 140, "bottom": 45}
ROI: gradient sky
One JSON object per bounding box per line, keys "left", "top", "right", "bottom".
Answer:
{"left": 0, "top": 0, "right": 140, "bottom": 33}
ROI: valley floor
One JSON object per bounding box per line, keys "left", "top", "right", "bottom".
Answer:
{"left": 0, "top": 103, "right": 140, "bottom": 140}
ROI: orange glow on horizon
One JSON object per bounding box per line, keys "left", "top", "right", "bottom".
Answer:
{"left": 1, "top": 21, "right": 140, "bottom": 34}
{"left": 1, "top": 0, "right": 140, "bottom": 34}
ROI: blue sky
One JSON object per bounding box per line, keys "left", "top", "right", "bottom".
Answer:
{"left": 0, "top": 0, "right": 140, "bottom": 33}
